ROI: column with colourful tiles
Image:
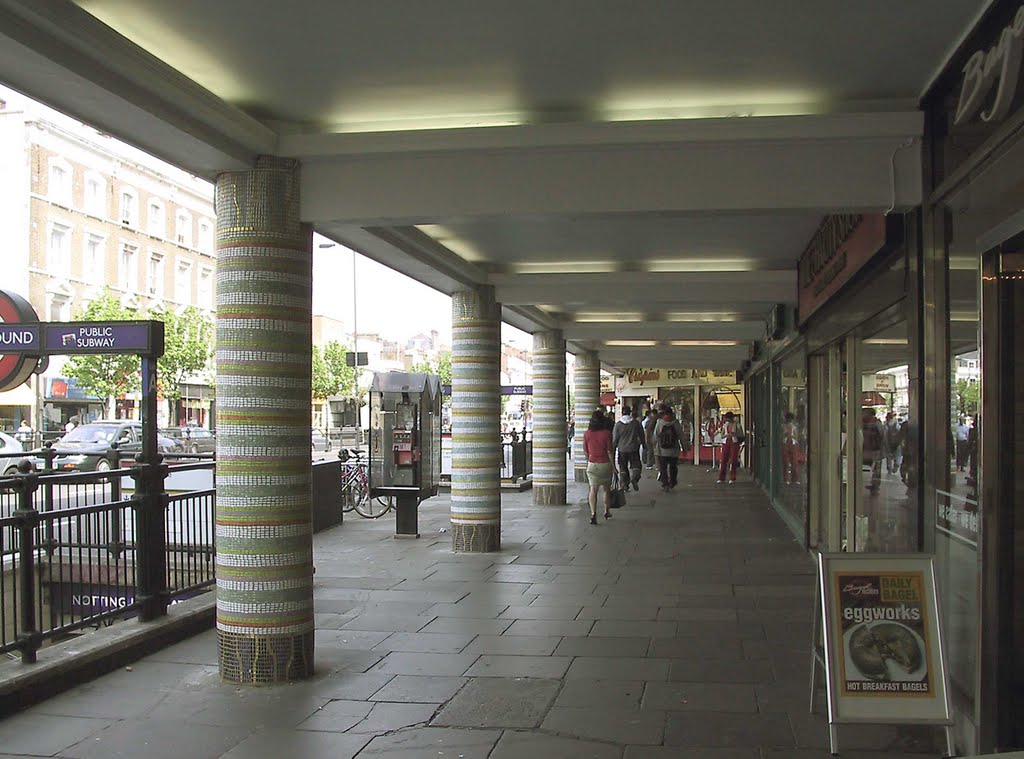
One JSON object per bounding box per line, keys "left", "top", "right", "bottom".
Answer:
{"left": 532, "top": 330, "right": 567, "bottom": 505}
{"left": 214, "top": 157, "right": 314, "bottom": 683}
{"left": 450, "top": 286, "right": 502, "bottom": 552}
{"left": 573, "top": 351, "right": 600, "bottom": 483}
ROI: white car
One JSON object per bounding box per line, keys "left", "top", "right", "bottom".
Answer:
{"left": 1, "top": 431, "right": 26, "bottom": 476}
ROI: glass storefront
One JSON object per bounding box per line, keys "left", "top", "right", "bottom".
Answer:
{"left": 935, "top": 211, "right": 981, "bottom": 723}
{"left": 776, "top": 353, "right": 807, "bottom": 528}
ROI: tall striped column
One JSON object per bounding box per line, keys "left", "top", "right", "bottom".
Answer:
{"left": 214, "top": 157, "right": 314, "bottom": 683}
{"left": 532, "top": 330, "right": 567, "bottom": 505}
{"left": 574, "top": 351, "right": 600, "bottom": 483}
{"left": 451, "top": 286, "right": 501, "bottom": 552}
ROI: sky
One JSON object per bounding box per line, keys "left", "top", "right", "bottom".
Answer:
{"left": 313, "top": 233, "right": 533, "bottom": 351}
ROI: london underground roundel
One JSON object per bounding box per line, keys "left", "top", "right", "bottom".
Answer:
{"left": 0, "top": 290, "right": 41, "bottom": 392}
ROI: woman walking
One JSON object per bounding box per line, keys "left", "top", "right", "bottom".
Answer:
{"left": 583, "top": 409, "right": 616, "bottom": 524}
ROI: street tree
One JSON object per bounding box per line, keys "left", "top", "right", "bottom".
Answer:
{"left": 312, "top": 341, "right": 358, "bottom": 399}
{"left": 151, "top": 307, "right": 214, "bottom": 423}
{"left": 62, "top": 290, "right": 141, "bottom": 418}
{"left": 410, "top": 349, "right": 452, "bottom": 385}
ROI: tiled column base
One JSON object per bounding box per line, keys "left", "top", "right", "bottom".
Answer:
{"left": 218, "top": 630, "right": 314, "bottom": 683}
{"left": 451, "top": 522, "right": 501, "bottom": 553}
{"left": 534, "top": 484, "right": 566, "bottom": 505}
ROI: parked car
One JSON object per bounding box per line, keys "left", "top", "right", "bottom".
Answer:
{"left": 312, "top": 427, "right": 331, "bottom": 452}
{"left": 33, "top": 420, "right": 181, "bottom": 472}
{"left": 160, "top": 425, "right": 216, "bottom": 454}
{"left": 1, "top": 431, "right": 25, "bottom": 476}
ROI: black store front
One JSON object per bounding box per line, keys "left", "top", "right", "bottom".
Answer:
{"left": 921, "top": 0, "right": 1024, "bottom": 750}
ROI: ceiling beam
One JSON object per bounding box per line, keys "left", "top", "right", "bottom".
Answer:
{"left": 563, "top": 321, "right": 765, "bottom": 342}
{"left": 300, "top": 112, "right": 923, "bottom": 225}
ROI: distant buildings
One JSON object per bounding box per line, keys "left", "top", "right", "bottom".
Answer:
{"left": 0, "top": 89, "right": 216, "bottom": 433}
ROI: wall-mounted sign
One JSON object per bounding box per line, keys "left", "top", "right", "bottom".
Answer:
{"left": 954, "top": 4, "right": 1024, "bottom": 126}
{"left": 798, "top": 215, "right": 904, "bottom": 325}
{"left": 811, "top": 553, "right": 954, "bottom": 755}
{"left": 440, "top": 384, "right": 533, "bottom": 396}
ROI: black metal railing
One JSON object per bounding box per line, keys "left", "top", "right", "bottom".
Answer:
{"left": 0, "top": 453, "right": 215, "bottom": 664}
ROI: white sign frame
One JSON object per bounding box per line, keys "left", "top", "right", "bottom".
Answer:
{"left": 811, "top": 552, "right": 955, "bottom": 756}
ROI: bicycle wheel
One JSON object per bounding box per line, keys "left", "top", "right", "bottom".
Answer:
{"left": 355, "top": 494, "right": 394, "bottom": 519}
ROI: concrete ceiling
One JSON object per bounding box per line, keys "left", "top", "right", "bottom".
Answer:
{"left": 0, "top": 0, "right": 992, "bottom": 373}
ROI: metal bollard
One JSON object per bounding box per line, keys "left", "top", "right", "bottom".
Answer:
{"left": 11, "top": 462, "right": 41, "bottom": 664}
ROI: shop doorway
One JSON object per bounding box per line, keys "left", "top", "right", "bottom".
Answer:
{"left": 978, "top": 228, "right": 1024, "bottom": 749}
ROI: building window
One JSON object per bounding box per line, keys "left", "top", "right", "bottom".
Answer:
{"left": 84, "top": 172, "right": 106, "bottom": 217}
{"left": 119, "top": 242, "right": 138, "bottom": 290}
{"left": 48, "top": 293, "right": 71, "bottom": 322}
{"left": 147, "top": 199, "right": 165, "bottom": 238}
{"left": 198, "top": 218, "right": 213, "bottom": 253}
{"left": 120, "top": 187, "right": 138, "bottom": 227}
{"left": 198, "top": 266, "right": 214, "bottom": 309}
{"left": 175, "top": 259, "right": 193, "bottom": 303}
{"left": 47, "top": 221, "right": 72, "bottom": 276}
{"left": 83, "top": 233, "right": 106, "bottom": 285}
{"left": 48, "top": 159, "right": 72, "bottom": 206}
{"left": 147, "top": 252, "right": 165, "bottom": 297}
{"left": 175, "top": 210, "right": 192, "bottom": 247}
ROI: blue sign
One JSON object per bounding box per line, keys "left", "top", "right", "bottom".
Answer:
{"left": 441, "top": 384, "right": 533, "bottom": 396}
{"left": 0, "top": 324, "right": 40, "bottom": 351}
{"left": 44, "top": 323, "right": 152, "bottom": 353}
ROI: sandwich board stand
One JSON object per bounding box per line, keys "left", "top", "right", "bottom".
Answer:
{"left": 810, "top": 552, "right": 955, "bottom": 757}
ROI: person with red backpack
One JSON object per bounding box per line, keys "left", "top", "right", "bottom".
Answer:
{"left": 653, "top": 406, "right": 684, "bottom": 492}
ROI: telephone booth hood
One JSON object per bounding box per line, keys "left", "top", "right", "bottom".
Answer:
{"left": 368, "top": 371, "right": 441, "bottom": 499}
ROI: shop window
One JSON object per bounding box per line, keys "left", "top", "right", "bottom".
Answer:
{"left": 776, "top": 352, "right": 808, "bottom": 529}
{"left": 854, "top": 322, "right": 914, "bottom": 553}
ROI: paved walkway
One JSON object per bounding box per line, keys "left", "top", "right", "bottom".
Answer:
{"left": 0, "top": 465, "right": 946, "bottom": 758}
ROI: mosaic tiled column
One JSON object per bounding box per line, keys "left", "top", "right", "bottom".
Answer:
{"left": 573, "top": 351, "right": 600, "bottom": 483}
{"left": 532, "top": 330, "right": 567, "bottom": 505}
{"left": 214, "top": 157, "right": 314, "bottom": 683}
{"left": 451, "top": 286, "right": 501, "bottom": 552}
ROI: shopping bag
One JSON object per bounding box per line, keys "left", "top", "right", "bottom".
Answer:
{"left": 610, "top": 473, "right": 626, "bottom": 509}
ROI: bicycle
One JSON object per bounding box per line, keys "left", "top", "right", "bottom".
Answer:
{"left": 338, "top": 449, "right": 394, "bottom": 519}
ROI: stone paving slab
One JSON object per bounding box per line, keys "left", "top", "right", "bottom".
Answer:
{"left": 0, "top": 463, "right": 954, "bottom": 757}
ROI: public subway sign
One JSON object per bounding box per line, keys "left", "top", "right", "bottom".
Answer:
{"left": 954, "top": 4, "right": 1024, "bottom": 126}
{"left": 797, "top": 215, "right": 903, "bottom": 326}
{"left": 0, "top": 290, "right": 164, "bottom": 392}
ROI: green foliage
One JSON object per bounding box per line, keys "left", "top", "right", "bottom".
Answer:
{"left": 63, "top": 291, "right": 142, "bottom": 410}
{"left": 410, "top": 349, "right": 452, "bottom": 385}
{"left": 311, "top": 340, "right": 358, "bottom": 400}
{"left": 62, "top": 292, "right": 215, "bottom": 417}
{"left": 954, "top": 378, "right": 979, "bottom": 415}
{"left": 151, "top": 307, "right": 214, "bottom": 401}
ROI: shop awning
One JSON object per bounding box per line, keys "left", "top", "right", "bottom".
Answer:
{"left": 599, "top": 392, "right": 616, "bottom": 406}
{"left": 0, "top": 383, "right": 35, "bottom": 406}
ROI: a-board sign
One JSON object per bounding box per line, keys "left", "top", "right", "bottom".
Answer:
{"left": 811, "top": 553, "right": 954, "bottom": 755}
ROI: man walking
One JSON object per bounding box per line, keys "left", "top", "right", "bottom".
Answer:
{"left": 612, "top": 405, "right": 644, "bottom": 491}
{"left": 653, "top": 406, "right": 684, "bottom": 492}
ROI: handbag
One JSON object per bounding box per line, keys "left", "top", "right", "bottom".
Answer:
{"left": 610, "top": 472, "right": 626, "bottom": 509}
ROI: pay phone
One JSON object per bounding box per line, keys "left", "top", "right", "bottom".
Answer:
{"left": 369, "top": 372, "right": 442, "bottom": 537}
